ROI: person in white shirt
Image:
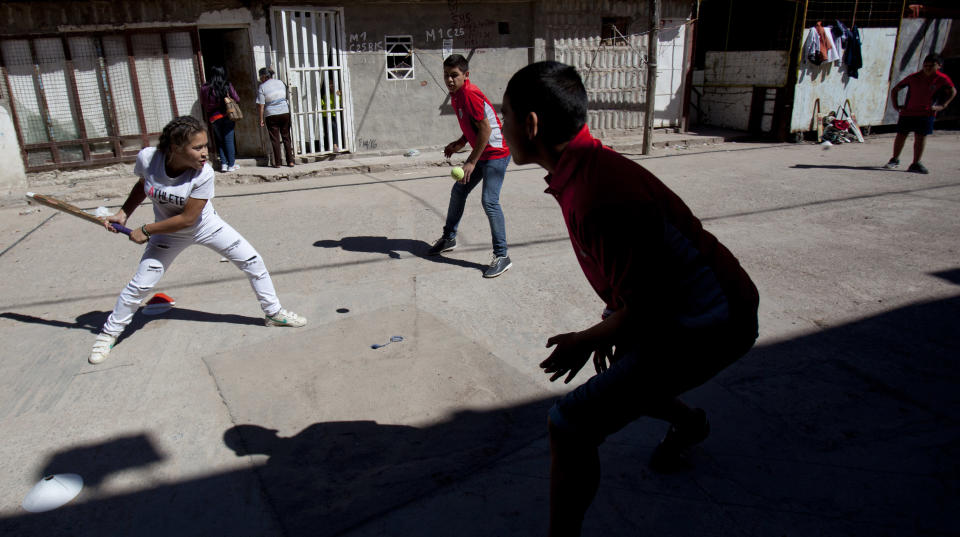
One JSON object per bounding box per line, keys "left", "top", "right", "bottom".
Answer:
{"left": 90, "top": 116, "right": 307, "bottom": 364}
{"left": 256, "top": 68, "right": 295, "bottom": 168}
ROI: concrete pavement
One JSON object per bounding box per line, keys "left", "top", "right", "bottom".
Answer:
{"left": 0, "top": 130, "right": 958, "bottom": 536}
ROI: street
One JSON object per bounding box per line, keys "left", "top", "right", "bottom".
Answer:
{"left": 0, "top": 132, "right": 958, "bottom": 536}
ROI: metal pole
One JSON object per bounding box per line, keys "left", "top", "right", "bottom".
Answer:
{"left": 642, "top": 0, "right": 660, "bottom": 155}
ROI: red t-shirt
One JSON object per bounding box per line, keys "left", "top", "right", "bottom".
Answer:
{"left": 897, "top": 70, "right": 955, "bottom": 117}
{"left": 544, "top": 125, "right": 758, "bottom": 330}
{"left": 450, "top": 79, "right": 510, "bottom": 160}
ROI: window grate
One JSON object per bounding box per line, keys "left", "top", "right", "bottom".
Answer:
{"left": 385, "top": 35, "right": 414, "bottom": 80}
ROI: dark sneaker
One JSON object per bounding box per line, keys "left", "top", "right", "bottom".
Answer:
{"left": 483, "top": 255, "right": 512, "bottom": 278}
{"left": 908, "top": 162, "right": 929, "bottom": 174}
{"left": 883, "top": 158, "right": 899, "bottom": 169}
{"left": 427, "top": 236, "right": 457, "bottom": 255}
{"left": 649, "top": 408, "right": 710, "bottom": 473}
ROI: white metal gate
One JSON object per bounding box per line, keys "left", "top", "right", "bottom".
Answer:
{"left": 270, "top": 7, "right": 351, "bottom": 155}
{"left": 654, "top": 19, "right": 688, "bottom": 128}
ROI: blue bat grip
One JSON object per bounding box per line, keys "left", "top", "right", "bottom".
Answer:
{"left": 111, "top": 222, "right": 132, "bottom": 235}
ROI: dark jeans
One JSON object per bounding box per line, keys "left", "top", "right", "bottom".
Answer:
{"left": 549, "top": 314, "right": 759, "bottom": 445}
{"left": 265, "top": 113, "right": 295, "bottom": 166}
{"left": 211, "top": 118, "right": 236, "bottom": 168}
{"left": 442, "top": 155, "right": 511, "bottom": 257}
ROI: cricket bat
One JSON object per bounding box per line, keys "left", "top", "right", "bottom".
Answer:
{"left": 25, "top": 192, "right": 131, "bottom": 235}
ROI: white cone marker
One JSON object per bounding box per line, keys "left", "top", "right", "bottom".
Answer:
{"left": 22, "top": 474, "right": 83, "bottom": 512}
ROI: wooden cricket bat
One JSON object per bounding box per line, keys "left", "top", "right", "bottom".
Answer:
{"left": 25, "top": 192, "right": 131, "bottom": 235}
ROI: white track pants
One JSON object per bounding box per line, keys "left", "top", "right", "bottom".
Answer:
{"left": 101, "top": 215, "right": 281, "bottom": 336}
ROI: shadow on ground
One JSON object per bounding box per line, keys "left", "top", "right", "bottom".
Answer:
{"left": 314, "top": 236, "right": 487, "bottom": 271}
{"left": 791, "top": 164, "right": 888, "bottom": 171}
{"left": 1, "top": 308, "right": 264, "bottom": 340}
{"left": 2, "top": 290, "right": 958, "bottom": 536}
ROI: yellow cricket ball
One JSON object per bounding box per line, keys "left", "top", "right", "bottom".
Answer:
{"left": 451, "top": 166, "right": 464, "bottom": 180}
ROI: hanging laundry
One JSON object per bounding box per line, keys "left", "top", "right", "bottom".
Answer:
{"left": 804, "top": 26, "right": 824, "bottom": 65}
{"left": 821, "top": 23, "right": 841, "bottom": 63}
{"left": 844, "top": 25, "right": 863, "bottom": 78}
{"left": 815, "top": 22, "right": 832, "bottom": 62}
{"left": 830, "top": 23, "right": 845, "bottom": 66}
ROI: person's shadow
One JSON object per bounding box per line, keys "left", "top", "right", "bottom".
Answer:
{"left": 790, "top": 163, "right": 888, "bottom": 171}
{"left": 1, "top": 308, "right": 264, "bottom": 344}
{"left": 314, "top": 236, "right": 487, "bottom": 272}
{"left": 223, "top": 400, "right": 551, "bottom": 536}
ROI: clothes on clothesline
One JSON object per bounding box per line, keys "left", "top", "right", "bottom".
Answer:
{"left": 804, "top": 20, "right": 862, "bottom": 77}
{"left": 833, "top": 20, "right": 863, "bottom": 78}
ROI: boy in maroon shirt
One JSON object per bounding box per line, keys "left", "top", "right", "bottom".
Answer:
{"left": 428, "top": 54, "right": 513, "bottom": 278}
{"left": 501, "top": 62, "right": 759, "bottom": 537}
{"left": 885, "top": 52, "right": 956, "bottom": 174}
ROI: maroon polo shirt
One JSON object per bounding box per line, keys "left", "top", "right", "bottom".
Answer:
{"left": 544, "top": 125, "right": 758, "bottom": 330}
{"left": 450, "top": 79, "right": 510, "bottom": 160}
{"left": 897, "top": 70, "right": 954, "bottom": 117}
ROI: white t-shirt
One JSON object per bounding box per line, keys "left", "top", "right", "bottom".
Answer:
{"left": 256, "top": 78, "right": 290, "bottom": 117}
{"left": 134, "top": 147, "right": 216, "bottom": 230}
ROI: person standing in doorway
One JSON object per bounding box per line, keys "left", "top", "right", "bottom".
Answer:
{"left": 427, "top": 54, "right": 513, "bottom": 278}
{"left": 884, "top": 52, "right": 956, "bottom": 174}
{"left": 257, "top": 68, "right": 295, "bottom": 168}
{"left": 201, "top": 65, "right": 241, "bottom": 172}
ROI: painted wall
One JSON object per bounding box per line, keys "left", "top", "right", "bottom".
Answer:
{"left": 2, "top": 0, "right": 695, "bottom": 167}
{"left": 885, "top": 18, "right": 953, "bottom": 124}
{"left": 0, "top": 105, "right": 28, "bottom": 195}
{"left": 338, "top": 1, "right": 532, "bottom": 154}
{"left": 790, "top": 27, "right": 899, "bottom": 131}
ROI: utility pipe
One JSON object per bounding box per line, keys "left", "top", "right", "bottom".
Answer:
{"left": 643, "top": 0, "right": 660, "bottom": 154}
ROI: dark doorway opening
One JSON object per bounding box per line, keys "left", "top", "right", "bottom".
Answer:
{"left": 198, "top": 28, "right": 263, "bottom": 160}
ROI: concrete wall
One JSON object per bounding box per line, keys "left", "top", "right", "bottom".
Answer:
{"left": 0, "top": 105, "right": 28, "bottom": 196}
{"left": 885, "top": 18, "right": 954, "bottom": 124}
{"left": 2, "top": 0, "right": 694, "bottom": 166}
{"left": 338, "top": 1, "right": 532, "bottom": 154}
{"left": 694, "top": 51, "right": 788, "bottom": 131}
{"left": 790, "top": 27, "right": 899, "bottom": 132}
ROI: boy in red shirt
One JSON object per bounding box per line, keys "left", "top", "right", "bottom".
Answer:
{"left": 428, "top": 54, "right": 513, "bottom": 278}
{"left": 501, "top": 62, "right": 759, "bottom": 537}
{"left": 885, "top": 53, "right": 956, "bottom": 174}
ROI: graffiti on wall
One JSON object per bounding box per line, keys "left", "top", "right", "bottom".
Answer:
{"left": 346, "top": 1, "right": 498, "bottom": 56}
{"left": 349, "top": 32, "right": 384, "bottom": 53}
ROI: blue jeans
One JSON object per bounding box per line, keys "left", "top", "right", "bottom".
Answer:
{"left": 442, "top": 155, "right": 510, "bottom": 257}
{"left": 211, "top": 118, "right": 236, "bottom": 167}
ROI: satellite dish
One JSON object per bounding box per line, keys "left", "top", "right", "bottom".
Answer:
{"left": 22, "top": 474, "right": 83, "bottom": 512}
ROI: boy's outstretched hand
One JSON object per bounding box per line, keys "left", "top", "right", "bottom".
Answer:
{"left": 541, "top": 332, "right": 593, "bottom": 383}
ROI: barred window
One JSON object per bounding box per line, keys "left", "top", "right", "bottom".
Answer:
{"left": 385, "top": 35, "right": 413, "bottom": 80}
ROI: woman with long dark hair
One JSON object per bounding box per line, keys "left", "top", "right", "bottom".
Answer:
{"left": 90, "top": 116, "right": 306, "bottom": 364}
{"left": 200, "top": 65, "right": 241, "bottom": 172}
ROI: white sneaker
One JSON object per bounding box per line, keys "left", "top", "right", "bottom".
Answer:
{"left": 89, "top": 333, "right": 117, "bottom": 364}
{"left": 265, "top": 309, "right": 307, "bottom": 327}
{"left": 221, "top": 164, "right": 228, "bottom": 172}
{"left": 228, "top": 164, "right": 239, "bottom": 172}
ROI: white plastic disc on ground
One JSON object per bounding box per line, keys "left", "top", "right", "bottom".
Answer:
{"left": 22, "top": 474, "right": 83, "bottom": 512}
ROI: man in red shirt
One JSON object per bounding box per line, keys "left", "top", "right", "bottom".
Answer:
{"left": 501, "top": 62, "right": 759, "bottom": 537}
{"left": 428, "top": 54, "right": 513, "bottom": 278}
{"left": 885, "top": 53, "right": 956, "bottom": 174}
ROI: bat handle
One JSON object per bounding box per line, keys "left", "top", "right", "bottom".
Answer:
{"left": 111, "top": 222, "right": 132, "bottom": 235}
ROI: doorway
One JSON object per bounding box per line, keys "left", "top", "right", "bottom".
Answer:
{"left": 198, "top": 28, "right": 262, "bottom": 159}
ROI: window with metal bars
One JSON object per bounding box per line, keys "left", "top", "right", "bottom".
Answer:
{"left": 0, "top": 29, "right": 201, "bottom": 172}
{"left": 385, "top": 35, "right": 414, "bottom": 80}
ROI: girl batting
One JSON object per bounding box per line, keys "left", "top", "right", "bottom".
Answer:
{"left": 90, "top": 116, "right": 306, "bottom": 364}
